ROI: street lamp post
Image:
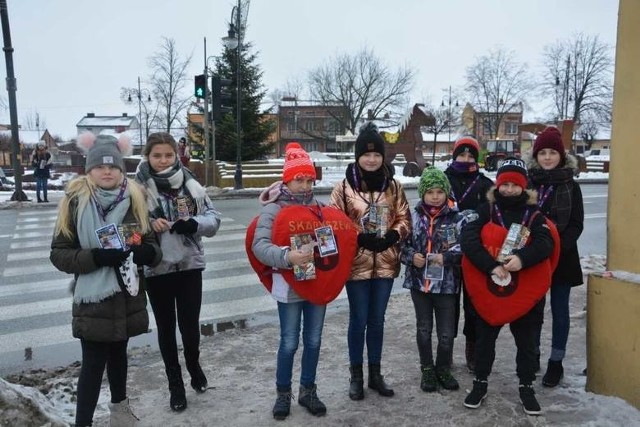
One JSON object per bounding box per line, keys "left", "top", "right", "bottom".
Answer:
{"left": 126, "top": 77, "right": 152, "bottom": 150}
{"left": 222, "top": 0, "right": 243, "bottom": 189}
{"left": 437, "top": 86, "right": 458, "bottom": 164}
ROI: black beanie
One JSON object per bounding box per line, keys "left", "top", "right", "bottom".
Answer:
{"left": 355, "top": 122, "right": 385, "bottom": 160}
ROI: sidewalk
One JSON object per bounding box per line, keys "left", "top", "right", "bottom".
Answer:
{"left": 10, "top": 279, "right": 637, "bottom": 426}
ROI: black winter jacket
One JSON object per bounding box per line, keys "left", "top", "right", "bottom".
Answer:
{"left": 461, "top": 188, "right": 554, "bottom": 275}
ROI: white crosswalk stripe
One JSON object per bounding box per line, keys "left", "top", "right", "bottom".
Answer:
{"left": 0, "top": 207, "right": 295, "bottom": 361}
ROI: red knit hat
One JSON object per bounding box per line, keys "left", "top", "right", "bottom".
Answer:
{"left": 282, "top": 142, "right": 316, "bottom": 184}
{"left": 496, "top": 157, "right": 528, "bottom": 189}
{"left": 452, "top": 136, "right": 480, "bottom": 161}
{"left": 533, "top": 127, "right": 566, "bottom": 163}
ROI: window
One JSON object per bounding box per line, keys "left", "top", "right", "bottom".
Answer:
{"left": 505, "top": 122, "right": 518, "bottom": 135}
{"left": 482, "top": 119, "right": 492, "bottom": 134}
{"left": 304, "top": 120, "right": 315, "bottom": 132}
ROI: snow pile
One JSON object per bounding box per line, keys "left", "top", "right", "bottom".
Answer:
{"left": 0, "top": 377, "right": 68, "bottom": 426}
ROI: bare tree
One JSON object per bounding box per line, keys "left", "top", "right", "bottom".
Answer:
{"left": 540, "top": 33, "right": 613, "bottom": 132}
{"left": 21, "top": 110, "right": 45, "bottom": 131}
{"left": 307, "top": 47, "right": 415, "bottom": 133}
{"left": 423, "top": 95, "right": 462, "bottom": 163}
{"left": 148, "top": 37, "right": 192, "bottom": 132}
{"left": 465, "top": 48, "right": 534, "bottom": 139}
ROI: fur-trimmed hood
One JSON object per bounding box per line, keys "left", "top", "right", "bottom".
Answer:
{"left": 523, "top": 151, "right": 579, "bottom": 173}
{"left": 486, "top": 187, "right": 538, "bottom": 205}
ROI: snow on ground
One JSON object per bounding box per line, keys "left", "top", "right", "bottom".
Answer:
{"left": 4, "top": 254, "right": 640, "bottom": 426}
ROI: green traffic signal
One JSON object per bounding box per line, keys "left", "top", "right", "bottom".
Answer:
{"left": 194, "top": 74, "right": 206, "bottom": 99}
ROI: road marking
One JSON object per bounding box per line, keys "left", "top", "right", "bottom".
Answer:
{"left": 584, "top": 213, "right": 607, "bottom": 219}
{"left": 582, "top": 194, "right": 608, "bottom": 199}
{"left": 0, "top": 273, "right": 261, "bottom": 321}
{"left": 0, "top": 290, "right": 350, "bottom": 356}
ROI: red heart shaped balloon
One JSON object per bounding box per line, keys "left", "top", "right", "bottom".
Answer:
{"left": 462, "top": 218, "right": 560, "bottom": 326}
{"left": 246, "top": 204, "right": 358, "bottom": 305}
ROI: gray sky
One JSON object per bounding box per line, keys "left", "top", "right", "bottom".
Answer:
{"left": 0, "top": 0, "right": 619, "bottom": 139}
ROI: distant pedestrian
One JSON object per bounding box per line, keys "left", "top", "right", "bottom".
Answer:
{"left": 31, "top": 142, "right": 52, "bottom": 202}
{"left": 401, "top": 167, "right": 476, "bottom": 393}
{"left": 135, "top": 132, "right": 221, "bottom": 412}
{"left": 526, "top": 127, "right": 584, "bottom": 387}
{"left": 461, "top": 158, "right": 556, "bottom": 415}
{"left": 178, "top": 137, "right": 191, "bottom": 167}
{"left": 329, "top": 122, "right": 410, "bottom": 401}
{"left": 444, "top": 136, "right": 494, "bottom": 373}
{"left": 50, "top": 133, "right": 161, "bottom": 427}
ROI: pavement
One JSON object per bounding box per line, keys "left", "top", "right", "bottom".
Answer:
{"left": 6, "top": 270, "right": 640, "bottom": 426}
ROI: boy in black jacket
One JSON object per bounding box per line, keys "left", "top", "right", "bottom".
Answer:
{"left": 460, "top": 158, "right": 554, "bottom": 416}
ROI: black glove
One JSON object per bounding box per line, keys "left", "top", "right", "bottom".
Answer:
{"left": 357, "top": 233, "right": 379, "bottom": 251}
{"left": 371, "top": 230, "right": 401, "bottom": 253}
{"left": 92, "top": 248, "right": 130, "bottom": 267}
{"left": 170, "top": 218, "right": 198, "bottom": 235}
{"left": 130, "top": 244, "right": 156, "bottom": 266}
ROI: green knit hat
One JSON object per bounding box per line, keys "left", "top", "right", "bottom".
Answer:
{"left": 418, "top": 167, "right": 451, "bottom": 199}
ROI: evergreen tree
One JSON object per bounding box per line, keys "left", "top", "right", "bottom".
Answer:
{"left": 213, "top": 41, "right": 275, "bottom": 161}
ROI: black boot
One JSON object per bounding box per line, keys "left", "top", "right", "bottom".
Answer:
{"left": 166, "top": 366, "right": 187, "bottom": 412}
{"left": 464, "top": 378, "right": 488, "bottom": 409}
{"left": 368, "top": 364, "right": 394, "bottom": 397}
{"left": 186, "top": 360, "right": 208, "bottom": 393}
{"left": 298, "top": 383, "right": 327, "bottom": 417}
{"left": 36, "top": 192, "right": 43, "bottom": 203}
{"left": 349, "top": 364, "right": 364, "bottom": 400}
{"left": 272, "top": 387, "right": 292, "bottom": 420}
{"left": 542, "top": 359, "right": 564, "bottom": 387}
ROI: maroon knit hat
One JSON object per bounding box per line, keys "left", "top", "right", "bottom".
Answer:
{"left": 533, "top": 127, "right": 566, "bottom": 163}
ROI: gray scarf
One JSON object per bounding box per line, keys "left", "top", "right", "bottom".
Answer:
{"left": 74, "top": 183, "right": 131, "bottom": 304}
{"left": 135, "top": 159, "right": 207, "bottom": 220}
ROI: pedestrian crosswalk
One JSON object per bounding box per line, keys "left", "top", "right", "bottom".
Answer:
{"left": 0, "top": 207, "right": 303, "bottom": 368}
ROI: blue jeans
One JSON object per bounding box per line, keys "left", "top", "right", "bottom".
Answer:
{"left": 35, "top": 176, "right": 48, "bottom": 199}
{"left": 550, "top": 285, "right": 572, "bottom": 361}
{"left": 276, "top": 301, "right": 326, "bottom": 389}
{"left": 346, "top": 278, "right": 394, "bottom": 365}
{"left": 410, "top": 290, "right": 456, "bottom": 369}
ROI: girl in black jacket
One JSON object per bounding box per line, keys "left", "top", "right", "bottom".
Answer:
{"left": 527, "top": 127, "right": 584, "bottom": 388}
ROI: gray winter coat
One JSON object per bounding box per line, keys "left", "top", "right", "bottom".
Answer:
{"left": 143, "top": 189, "right": 220, "bottom": 278}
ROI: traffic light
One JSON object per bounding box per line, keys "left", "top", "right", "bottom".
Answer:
{"left": 211, "top": 75, "right": 233, "bottom": 121}
{"left": 194, "top": 74, "right": 206, "bottom": 99}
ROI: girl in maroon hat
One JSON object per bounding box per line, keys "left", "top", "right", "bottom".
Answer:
{"left": 526, "top": 126, "right": 584, "bottom": 388}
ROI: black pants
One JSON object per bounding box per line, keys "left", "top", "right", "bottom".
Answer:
{"left": 411, "top": 290, "right": 456, "bottom": 369}
{"left": 462, "top": 284, "right": 477, "bottom": 341}
{"left": 474, "top": 299, "right": 544, "bottom": 385}
{"left": 75, "top": 339, "right": 128, "bottom": 426}
{"left": 146, "top": 270, "right": 203, "bottom": 376}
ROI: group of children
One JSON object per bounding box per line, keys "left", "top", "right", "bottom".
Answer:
{"left": 50, "top": 122, "right": 582, "bottom": 425}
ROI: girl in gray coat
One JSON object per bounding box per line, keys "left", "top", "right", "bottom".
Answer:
{"left": 50, "top": 133, "right": 161, "bottom": 427}
{"left": 135, "top": 132, "right": 220, "bottom": 412}
{"left": 251, "top": 143, "right": 328, "bottom": 421}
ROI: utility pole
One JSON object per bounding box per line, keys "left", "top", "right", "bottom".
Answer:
{"left": 203, "top": 37, "right": 211, "bottom": 187}
{"left": 1, "top": 0, "right": 27, "bottom": 201}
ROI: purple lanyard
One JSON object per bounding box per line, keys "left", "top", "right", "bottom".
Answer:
{"left": 537, "top": 185, "right": 554, "bottom": 208}
{"left": 92, "top": 179, "right": 128, "bottom": 222}
{"left": 307, "top": 201, "right": 325, "bottom": 222}
{"left": 493, "top": 204, "right": 531, "bottom": 228}
{"left": 451, "top": 175, "right": 480, "bottom": 205}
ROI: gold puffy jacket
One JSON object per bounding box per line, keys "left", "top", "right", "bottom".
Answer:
{"left": 330, "top": 178, "right": 411, "bottom": 280}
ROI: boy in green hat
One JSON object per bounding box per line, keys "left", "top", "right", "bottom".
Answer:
{"left": 400, "top": 167, "right": 476, "bottom": 393}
